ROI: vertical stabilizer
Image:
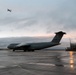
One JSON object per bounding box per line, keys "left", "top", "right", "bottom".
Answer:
{"left": 51, "top": 31, "right": 66, "bottom": 44}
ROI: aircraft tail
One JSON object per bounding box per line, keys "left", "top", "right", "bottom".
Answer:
{"left": 51, "top": 31, "right": 66, "bottom": 44}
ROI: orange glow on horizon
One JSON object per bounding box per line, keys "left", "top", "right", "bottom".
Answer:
{"left": 0, "top": 31, "right": 76, "bottom": 39}
{"left": 33, "top": 33, "right": 54, "bottom": 37}
{"left": 66, "top": 32, "right": 76, "bottom": 38}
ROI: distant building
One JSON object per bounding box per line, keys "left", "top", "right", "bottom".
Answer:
{"left": 66, "top": 43, "right": 76, "bottom": 51}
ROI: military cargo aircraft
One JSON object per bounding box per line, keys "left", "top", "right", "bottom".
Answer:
{"left": 7, "top": 9, "right": 12, "bottom": 12}
{"left": 8, "top": 31, "right": 66, "bottom": 52}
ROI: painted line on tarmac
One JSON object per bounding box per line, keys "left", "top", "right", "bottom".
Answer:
{"left": 28, "top": 63, "right": 55, "bottom": 66}
{"left": 0, "top": 65, "right": 18, "bottom": 69}
{"left": 0, "top": 66, "right": 6, "bottom": 68}
{"left": 28, "top": 63, "right": 68, "bottom": 67}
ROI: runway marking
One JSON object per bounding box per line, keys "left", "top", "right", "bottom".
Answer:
{"left": 28, "top": 63, "right": 55, "bottom": 66}
{"left": 0, "top": 65, "right": 18, "bottom": 69}
{"left": 10, "top": 65, "right": 18, "bottom": 67}
{"left": 0, "top": 66, "right": 6, "bottom": 68}
{"left": 28, "top": 63, "right": 70, "bottom": 67}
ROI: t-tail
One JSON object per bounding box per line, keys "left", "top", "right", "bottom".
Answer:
{"left": 51, "top": 31, "right": 66, "bottom": 44}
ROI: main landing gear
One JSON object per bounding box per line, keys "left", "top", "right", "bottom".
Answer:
{"left": 24, "top": 49, "right": 34, "bottom": 52}
{"left": 13, "top": 49, "right": 15, "bottom": 52}
{"left": 12, "top": 49, "right": 35, "bottom": 52}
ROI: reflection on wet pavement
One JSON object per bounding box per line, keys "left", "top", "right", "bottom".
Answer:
{"left": 69, "top": 51, "right": 74, "bottom": 69}
{"left": 0, "top": 50, "right": 76, "bottom": 75}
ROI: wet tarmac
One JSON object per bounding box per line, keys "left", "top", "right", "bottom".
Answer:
{"left": 0, "top": 49, "right": 76, "bottom": 75}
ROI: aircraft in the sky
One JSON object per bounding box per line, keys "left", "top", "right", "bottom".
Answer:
{"left": 7, "top": 31, "right": 66, "bottom": 52}
{"left": 7, "top": 9, "right": 12, "bottom": 12}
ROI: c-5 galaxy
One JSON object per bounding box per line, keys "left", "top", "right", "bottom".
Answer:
{"left": 8, "top": 31, "right": 66, "bottom": 52}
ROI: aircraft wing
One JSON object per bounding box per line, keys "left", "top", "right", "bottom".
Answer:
{"left": 14, "top": 43, "right": 31, "bottom": 50}
{"left": 16, "top": 43, "right": 30, "bottom": 47}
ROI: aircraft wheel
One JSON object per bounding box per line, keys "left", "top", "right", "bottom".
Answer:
{"left": 27, "top": 50, "right": 34, "bottom": 52}
{"left": 13, "top": 49, "right": 15, "bottom": 52}
{"left": 31, "top": 50, "right": 34, "bottom": 52}
{"left": 24, "top": 50, "right": 27, "bottom": 52}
